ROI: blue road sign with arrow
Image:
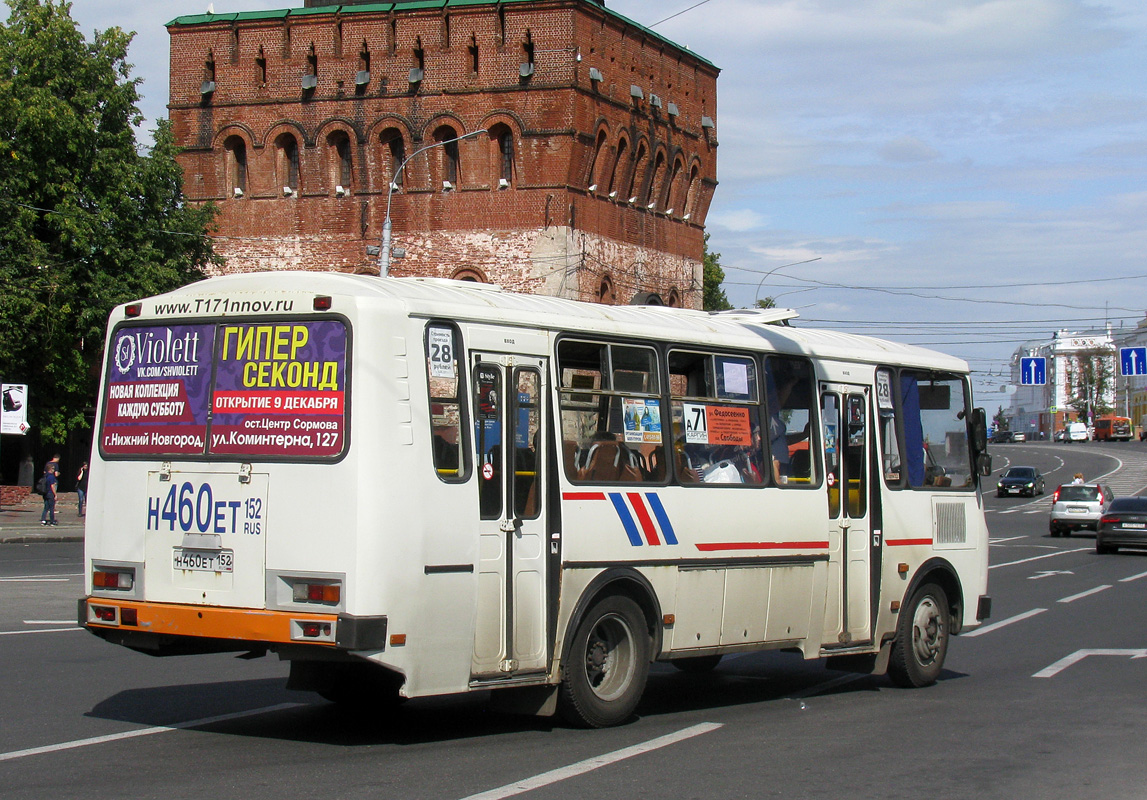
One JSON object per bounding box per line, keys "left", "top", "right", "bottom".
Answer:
{"left": 1021, "top": 357, "right": 1046, "bottom": 386}
{"left": 1121, "top": 347, "right": 1147, "bottom": 376}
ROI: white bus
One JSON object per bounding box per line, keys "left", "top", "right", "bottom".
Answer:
{"left": 81, "top": 272, "right": 993, "bottom": 728}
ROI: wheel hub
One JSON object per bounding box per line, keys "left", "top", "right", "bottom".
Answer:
{"left": 911, "top": 596, "right": 943, "bottom": 665}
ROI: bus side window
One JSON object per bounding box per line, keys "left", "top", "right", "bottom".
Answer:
{"left": 876, "top": 368, "right": 903, "bottom": 486}
{"left": 558, "top": 339, "right": 666, "bottom": 484}
{"left": 668, "top": 350, "right": 763, "bottom": 486}
{"left": 426, "top": 323, "right": 467, "bottom": 482}
{"left": 763, "top": 356, "right": 817, "bottom": 486}
{"left": 900, "top": 370, "right": 973, "bottom": 490}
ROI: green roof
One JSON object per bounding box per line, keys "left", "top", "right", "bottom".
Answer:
{"left": 166, "top": 0, "right": 716, "bottom": 69}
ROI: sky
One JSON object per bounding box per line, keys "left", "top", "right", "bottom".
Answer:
{"left": 64, "top": 0, "right": 1147, "bottom": 400}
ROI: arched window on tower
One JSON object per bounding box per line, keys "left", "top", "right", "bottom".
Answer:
{"left": 648, "top": 151, "right": 667, "bottom": 211}
{"left": 380, "top": 128, "right": 406, "bottom": 187}
{"left": 586, "top": 129, "right": 608, "bottom": 193}
{"left": 328, "top": 130, "right": 353, "bottom": 195}
{"left": 598, "top": 276, "right": 616, "bottom": 305}
{"left": 665, "top": 157, "right": 685, "bottom": 216}
{"left": 276, "top": 133, "right": 300, "bottom": 195}
{"left": 628, "top": 142, "right": 648, "bottom": 204}
{"left": 489, "top": 124, "right": 514, "bottom": 188}
{"left": 607, "top": 137, "right": 628, "bottom": 199}
{"left": 224, "top": 135, "right": 247, "bottom": 198}
{"left": 434, "top": 125, "right": 460, "bottom": 189}
{"left": 684, "top": 164, "right": 700, "bottom": 220}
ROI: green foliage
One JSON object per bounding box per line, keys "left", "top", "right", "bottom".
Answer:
{"left": 1066, "top": 349, "right": 1115, "bottom": 420}
{"left": 701, "top": 233, "right": 732, "bottom": 311}
{"left": 0, "top": 0, "right": 218, "bottom": 443}
{"left": 993, "top": 405, "right": 1008, "bottom": 431}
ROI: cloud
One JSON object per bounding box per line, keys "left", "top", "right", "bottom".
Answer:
{"left": 708, "top": 208, "right": 769, "bottom": 231}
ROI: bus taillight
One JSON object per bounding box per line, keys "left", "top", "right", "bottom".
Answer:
{"left": 92, "top": 569, "right": 134, "bottom": 591}
{"left": 292, "top": 580, "right": 341, "bottom": 606}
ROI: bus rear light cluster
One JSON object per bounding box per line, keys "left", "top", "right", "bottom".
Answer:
{"left": 92, "top": 569, "right": 134, "bottom": 591}
{"left": 290, "top": 618, "right": 336, "bottom": 643}
{"left": 90, "top": 604, "right": 118, "bottom": 623}
{"left": 300, "top": 622, "right": 332, "bottom": 638}
{"left": 291, "top": 581, "right": 341, "bottom": 605}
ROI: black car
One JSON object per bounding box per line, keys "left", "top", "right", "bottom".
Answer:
{"left": 1096, "top": 497, "right": 1147, "bottom": 554}
{"left": 996, "top": 466, "right": 1045, "bottom": 497}
{"left": 993, "top": 431, "right": 1014, "bottom": 443}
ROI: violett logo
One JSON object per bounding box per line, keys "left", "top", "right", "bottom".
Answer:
{"left": 115, "top": 328, "right": 204, "bottom": 378}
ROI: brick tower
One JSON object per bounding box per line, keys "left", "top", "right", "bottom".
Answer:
{"left": 167, "top": 0, "right": 719, "bottom": 307}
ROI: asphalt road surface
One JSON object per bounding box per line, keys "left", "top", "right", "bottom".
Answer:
{"left": 3, "top": 441, "right": 1147, "bottom": 799}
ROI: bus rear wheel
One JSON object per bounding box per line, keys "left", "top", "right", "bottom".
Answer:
{"left": 888, "top": 582, "right": 949, "bottom": 688}
{"left": 559, "top": 595, "right": 650, "bottom": 728}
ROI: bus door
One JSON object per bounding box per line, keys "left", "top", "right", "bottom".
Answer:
{"left": 821, "top": 384, "right": 874, "bottom": 645}
{"left": 470, "top": 353, "right": 549, "bottom": 678}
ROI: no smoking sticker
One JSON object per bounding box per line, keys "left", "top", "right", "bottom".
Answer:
{"left": 482, "top": 462, "right": 494, "bottom": 480}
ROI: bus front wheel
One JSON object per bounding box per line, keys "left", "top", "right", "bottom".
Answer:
{"left": 888, "top": 582, "right": 949, "bottom": 688}
{"left": 559, "top": 595, "right": 650, "bottom": 728}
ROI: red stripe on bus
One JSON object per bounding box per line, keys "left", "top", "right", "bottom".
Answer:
{"left": 695, "top": 541, "right": 830, "bottom": 552}
{"left": 562, "top": 492, "right": 607, "bottom": 501}
{"left": 886, "top": 538, "right": 933, "bottom": 546}
{"left": 626, "top": 493, "right": 661, "bottom": 546}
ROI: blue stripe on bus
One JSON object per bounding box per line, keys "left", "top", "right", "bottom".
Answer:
{"left": 608, "top": 493, "right": 643, "bottom": 546}
{"left": 645, "top": 493, "right": 677, "bottom": 545}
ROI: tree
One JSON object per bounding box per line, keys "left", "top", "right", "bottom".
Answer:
{"left": 0, "top": 0, "right": 219, "bottom": 444}
{"left": 1065, "top": 348, "right": 1115, "bottom": 422}
{"left": 701, "top": 233, "right": 732, "bottom": 311}
{"left": 993, "top": 405, "right": 1008, "bottom": 432}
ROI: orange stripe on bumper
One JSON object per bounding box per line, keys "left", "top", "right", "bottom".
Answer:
{"left": 83, "top": 598, "right": 338, "bottom": 646}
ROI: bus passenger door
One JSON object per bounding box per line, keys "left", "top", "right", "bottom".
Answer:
{"left": 470, "top": 354, "right": 549, "bottom": 678}
{"left": 821, "top": 385, "right": 873, "bottom": 645}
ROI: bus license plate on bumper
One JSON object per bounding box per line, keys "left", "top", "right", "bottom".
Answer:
{"left": 173, "top": 548, "right": 234, "bottom": 573}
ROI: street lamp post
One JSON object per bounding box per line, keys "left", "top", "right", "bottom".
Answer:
{"left": 379, "top": 128, "right": 487, "bottom": 276}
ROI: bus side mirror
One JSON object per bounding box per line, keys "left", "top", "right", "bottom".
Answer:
{"left": 970, "top": 407, "right": 988, "bottom": 452}
{"left": 977, "top": 452, "right": 993, "bottom": 477}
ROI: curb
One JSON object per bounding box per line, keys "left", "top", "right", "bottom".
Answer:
{"left": 0, "top": 534, "right": 84, "bottom": 544}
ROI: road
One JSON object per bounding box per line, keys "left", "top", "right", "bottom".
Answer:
{"left": 3, "top": 441, "right": 1147, "bottom": 799}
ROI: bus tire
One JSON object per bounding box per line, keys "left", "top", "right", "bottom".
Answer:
{"left": 559, "top": 595, "right": 650, "bottom": 728}
{"left": 888, "top": 582, "right": 949, "bottom": 688}
{"left": 672, "top": 654, "right": 723, "bottom": 673}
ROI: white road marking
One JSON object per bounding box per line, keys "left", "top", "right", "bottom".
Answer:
{"left": 0, "top": 578, "right": 70, "bottom": 583}
{"left": 0, "top": 627, "right": 83, "bottom": 636}
{"left": 1120, "top": 570, "right": 1147, "bottom": 583}
{"left": 24, "top": 620, "right": 77, "bottom": 625}
{"left": 962, "top": 608, "right": 1047, "bottom": 638}
{"left": 990, "top": 536, "right": 1028, "bottom": 544}
{"left": 990, "top": 548, "right": 1090, "bottom": 569}
{"left": 1028, "top": 570, "right": 1073, "bottom": 581}
{"left": 1058, "top": 585, "right": 1112, "bottom": 603}
{"left": 0, "top": 703, "right": 304, "bottom": 762}
{"left": 1, "top": 573, "right": 82, "bottom": 579}
{"left": 1034, "top": 648, "right": 1147, "bottom": 678}
{"left": 458, "top": 722, "right": 724, "bottom": 800}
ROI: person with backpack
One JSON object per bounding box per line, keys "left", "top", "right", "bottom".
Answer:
{"left": 39, "top": 462, "right": 57, "bottom": 526}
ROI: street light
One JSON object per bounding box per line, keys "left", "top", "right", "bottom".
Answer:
{"left": 379, "top": 128, "right": 488, "bottom": 276}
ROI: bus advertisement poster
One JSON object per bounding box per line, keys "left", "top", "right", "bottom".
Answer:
{"left": 209, "top": 320, "right": 348, "bottom": 458}
{"left": 101, "top": 324, "right": 216, "bottom": 455}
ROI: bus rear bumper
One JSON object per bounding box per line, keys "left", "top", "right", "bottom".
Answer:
{"left": 78, "top": 597, "right": 387, "bottom": 655}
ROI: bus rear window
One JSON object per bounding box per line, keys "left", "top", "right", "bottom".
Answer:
{"left": 100, "top": 319, "right": 348, "bottom": 461}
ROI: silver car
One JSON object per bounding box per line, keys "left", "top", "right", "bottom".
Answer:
{"left": 1049, "top": 483, "right": 1114, "bottom": 537}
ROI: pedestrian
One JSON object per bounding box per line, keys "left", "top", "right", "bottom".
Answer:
{"left": 46, "top": 453, "right": 60, "bottom": 476}
{"left": 76, "top": 461, "right": 89, "bottom": 517}
{"left": 40, "top": 462, "right": 57, "bottom": 526}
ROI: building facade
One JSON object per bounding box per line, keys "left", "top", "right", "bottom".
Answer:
{"left": 167, "top": 0, "right": 719, "bottom": 306}
{"left": 1008, "top": 328, "right": 1116, "bottom": 438}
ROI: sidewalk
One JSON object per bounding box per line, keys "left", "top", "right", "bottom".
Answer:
{"left": 0, "top": 490, "right": 85, "bottom": 543}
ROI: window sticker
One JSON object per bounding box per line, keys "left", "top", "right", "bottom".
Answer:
{"left": 623, "top": 398, "right": 662, "bottom": 444}
{"left": 721, "top": 360, "right": 750, "bottom": 397}
{"left": 428, "top": 326, "right": 456, "bottom": 379}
